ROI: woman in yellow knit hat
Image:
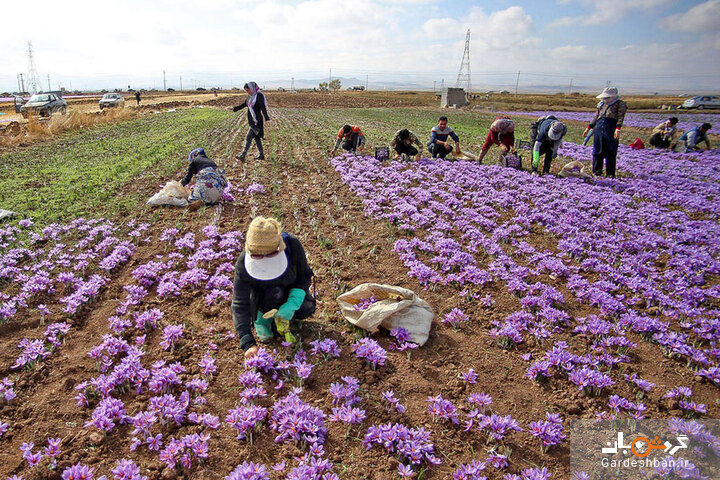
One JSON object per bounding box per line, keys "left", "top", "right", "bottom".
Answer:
{"left": 231, "top": 216, "right": 315, "bottom": 358}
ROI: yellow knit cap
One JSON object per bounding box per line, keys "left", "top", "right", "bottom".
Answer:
{"left": 245, "top": 216, "right": 286, "bottom": 255}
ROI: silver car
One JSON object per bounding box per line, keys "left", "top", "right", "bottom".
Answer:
{"left": 681, "top": 95, "right": 720, "bottom": 110}
{"left": 99, "top": 93, "right": 125, "bottom": 110}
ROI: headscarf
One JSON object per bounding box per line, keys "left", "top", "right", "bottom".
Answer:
{"left": 596, "top": 87, "right": 619, "bottom": 106}
{"left": 490, "top": 117, "right": 514, "bottom": 134}
{"left": 188, "top": 147, "right": 206, "bottom": 162}
{"left": 245, "top": 82, "right": 262, "bottom": 124}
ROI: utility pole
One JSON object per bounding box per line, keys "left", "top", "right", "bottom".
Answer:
{"left": 17, "top": 74, "right": 21, "bottom": 94}
{"left": 26, "top": 42, "right": 41, "bottom": 93}
{"left": 440, "top": 78, "right": 444, "bottom": 90}
{"left": 329, "top": 68, "right": 332, "bottom": 87}
{"left": 568, "top": 78, "right": 573, "bottom": 95}
{"left": 180, "top": 76, "right": 182, "bottom": 91}
{"left": 163, "top": 70, "right": 166, "bottom": 91}
{"left": 433, "top": 80, "right": 437, "bottom": 93}
{"left": 366, "top": 74, "right": 368, "bottom": 90}
{"left": 456, "top": 29, "right": 472, "bottom": 92}
{"left": 47, "top": 74, "right": 51, "bottom": 91}
{"left": 515, "top": 70, "right": 520, "bottom": 95}
{"left": 19, "top": 73, "right": 26, "bottom": 94}
{"left": 291, "top": 77, "right": 295, "bottom": 91}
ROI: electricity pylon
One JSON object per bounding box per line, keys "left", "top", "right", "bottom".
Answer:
{"left": 456, "top": 29, "right": 471, "bottom": 92}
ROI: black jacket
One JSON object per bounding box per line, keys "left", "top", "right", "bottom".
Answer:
{"left": 231, "top": 233, "right": 313, "bottom": 350}
{"left": 181, "top": 155, "right": 217, "bottom": 186}
{"left": 233, "top": 93, "right": 270, "bottom": 138}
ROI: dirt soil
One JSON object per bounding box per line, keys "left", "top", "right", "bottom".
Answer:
{"left": 0, "top": 105, "right": 718, "bottom": 480}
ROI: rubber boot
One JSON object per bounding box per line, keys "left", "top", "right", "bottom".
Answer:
{"left": 254, "top": 311, "right": 274, "bottom": 343}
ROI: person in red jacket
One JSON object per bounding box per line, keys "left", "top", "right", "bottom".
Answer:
{"left": 331, "top": 125, "right": 366, "bottom": 155}
{"left": 478, "top": 116, "right": 515, "bottom": 163}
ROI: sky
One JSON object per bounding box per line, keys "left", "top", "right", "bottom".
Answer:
{"left": 2, "top": 0, "right": 719, "bottom": 94}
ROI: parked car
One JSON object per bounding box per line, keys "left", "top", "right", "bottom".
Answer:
{"left": 99, "top": 93, "right": 125, "bottom": 109}
{"left": 19, "top": 92, "right": 67, "bottom": 118}
{"left": 681, "top": 95, "right": 720, "bottom": 110}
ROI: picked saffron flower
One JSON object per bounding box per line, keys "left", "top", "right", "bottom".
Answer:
{"left": 351, "top": 338, "right": 387, "bottom": 369}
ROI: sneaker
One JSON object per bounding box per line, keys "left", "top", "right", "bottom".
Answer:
{"left": 256, "top": 155, "right": 265, "bottom": 160}
{"left": 236, "top": 152, "right": 246, "bottom": 161}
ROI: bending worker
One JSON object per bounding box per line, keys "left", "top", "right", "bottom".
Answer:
{"left": 680, "top": 123, "right": 712, "bottom": 152}
{"left": 231, "top": 216, "right": 316, "bottom": 358}
{"left": 331, "top": 124, "right": 366, "bottom": 155}
{"left": 478, "top": 116, "right": 515, "bottom": 163}
{"left": 532, "top": 117, "right": 567, "bottom": 174}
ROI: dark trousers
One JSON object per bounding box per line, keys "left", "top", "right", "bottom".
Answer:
{"left": 342, "top": 136, "right": 361, "bottom": 152}
{"left": 394, "top": 143, "right": 418, "bottom": 157}
{"left": 649, "top": 133, "right": 671, "bottom": 149}
{"left": 243, "top": 128, "right": 265, "bottom": 158}
{"left": 537, "top": 143, "right": 553, "bottom": 174}
{"left": 429, "top": 142, "right": 452, "bottom": 158}
{"left": 593, "top": 136, "right": 617, "bottom": 178}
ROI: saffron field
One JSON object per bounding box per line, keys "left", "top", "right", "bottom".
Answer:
{"left": 0, "top": 101, "right": 718, "bottom": 480}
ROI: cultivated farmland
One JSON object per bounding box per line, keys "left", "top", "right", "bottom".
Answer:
{"left": 0, "top": 94, "right": 718, "bottom": 480}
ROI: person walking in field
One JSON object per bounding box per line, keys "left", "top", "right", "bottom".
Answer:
{"left": 680, "top": 123, "right": 712, "bottom": 152}
{"left": 531, "top": 116, "right": 566, "bottom": 174}
{"left": 391, "top": 128, "right": 423, "bottom": 161}
{"left": 234, "top": 82, "right": 270, "bottom": 161}
{"left": 648, "top": 117, "right": 679, "bottom": 149}
{"left": 331, "top": 124, "right": 366, "bottom": 155}
{"left": 478, "top": 116, "right": 515, "bottom": 163}
{"left": 181, "top": 147, "right": 227, "bottom": 209}
{"left": 427, "top": 116, "right": 460, "bottom": 159}
{"left": 231, "top": 216, "right": 316, "bottom": 359}
{"left": 135, "top": 91, "right": 141, "bottom": 106}
{"left": 583, "top": 87, "right": 627, "bottom": 178}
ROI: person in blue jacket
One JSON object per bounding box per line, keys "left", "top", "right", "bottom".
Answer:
{"left": 583, "top": 87, "right": 627, "bottom": 178}
{"left": 531, "top": 116, "right": 567, "bottom": 174}
{"left": 427, "top": 116, "right": 460, "bottom": 158}
{"left": 231, "top": 216, "right": 315, "bottom": 359}
{"left": 680, "top": 123, "right": 712, "bottom": 152}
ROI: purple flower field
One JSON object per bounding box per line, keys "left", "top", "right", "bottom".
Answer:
{"left": 497, "top": 110, "right": 720, "bottom": 135}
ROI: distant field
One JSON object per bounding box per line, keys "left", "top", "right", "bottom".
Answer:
{"left": 0, "top": 108, "right": 232, "bottom": 223}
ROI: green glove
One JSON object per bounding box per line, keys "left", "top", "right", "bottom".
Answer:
{"left": 532, "top": 150, "right": 540, "bottom": 169}
{"left": 254, "top": 311, "right": 274, "bottom": 342}
{"left": 276, "top": 288, "right": 306, "bottom": 322}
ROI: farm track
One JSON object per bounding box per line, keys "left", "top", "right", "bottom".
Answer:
{"left": 0, "top": 106, "right": 718, "bottom": 479}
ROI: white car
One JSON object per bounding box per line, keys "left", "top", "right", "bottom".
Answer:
{"left": 99, "top": 93, "right": 125, "bottom": 110}
{"left": 681, "top": 95, "right": 720, "bottom": 110}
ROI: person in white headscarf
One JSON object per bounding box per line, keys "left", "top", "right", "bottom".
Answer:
{"left": 583, "top": 87, "right": 627, "bottom": 178}
{"left": 233, "top": 82, "right": 270, "bottom": 161}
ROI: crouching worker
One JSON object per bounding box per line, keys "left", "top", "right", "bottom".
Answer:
{"left": 392, "top": 128, "right": 423, "bottom": 161}
{"left": 428, "top": 116, "right": 460, "bottom": 159}
{"left": 182, "top": 148, "right": 227, "bottom": 209}
{"left": 331, "top": 124, "right": 366, "bottom": 155}
{"left": 648, "top": 117, "right": 679, "bottom": 149}
{"left": 232, "top": 216, "right": 316, "bottom": 359}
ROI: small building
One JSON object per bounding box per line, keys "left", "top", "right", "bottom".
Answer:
{"left": 441, "top": 87, "right": 469, "bottom": 108}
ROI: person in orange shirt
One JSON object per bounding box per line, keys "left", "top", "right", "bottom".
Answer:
{"left": 331, "top": 125, "right": 366, "bottom": 155}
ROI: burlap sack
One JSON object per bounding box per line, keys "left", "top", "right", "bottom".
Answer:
{"left": 337, "top": 283, "right": 433, "bottom": 346}
{"left": 147, "top": 181, "right": 192, "bottom": 207}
